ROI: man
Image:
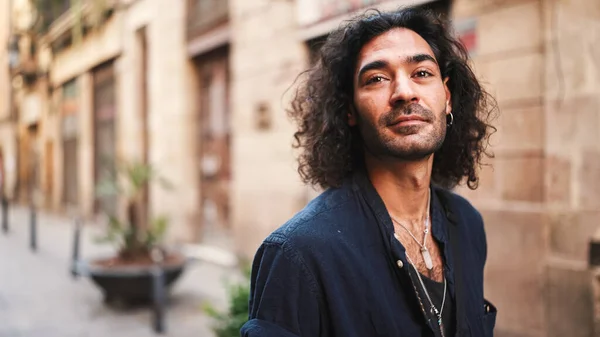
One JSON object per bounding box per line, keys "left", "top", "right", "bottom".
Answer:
{"left": 241, "top": 7, "right": 497, "bottom": 337}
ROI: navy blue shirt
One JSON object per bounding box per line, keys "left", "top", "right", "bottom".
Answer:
{"left": 241, "top": 171, "right": 497, "bottom": 337}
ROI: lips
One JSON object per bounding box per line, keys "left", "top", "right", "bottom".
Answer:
{"left": 388, "top": 115, "right": 428, "bottom": 126}
{"left": 381, "top": 104, "right": 435, "bottom": 127}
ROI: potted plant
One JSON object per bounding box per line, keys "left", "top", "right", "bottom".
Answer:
{"left": 84, "top": 161, "right": 187, "bottom": 306}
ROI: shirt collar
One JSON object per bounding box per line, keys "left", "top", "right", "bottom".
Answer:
{"left": 350, "top": 168, "right": 448, "bottom": 245}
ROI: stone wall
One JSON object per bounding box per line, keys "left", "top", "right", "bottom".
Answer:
{"left": 130, "top": 0, "right": 197, "bottom": 243}
{"left": 454, "top": 0, "right": 600, "bottom": 336}
{"left": 0, "top": 0, "right": 10, "bottom": 121}
{"left": 542, "top": 0, "right": 600, "bottom": 336}
{"left": 0, "top": 0, "right": 18, "bottom": 199}
{"left": 454, "top": 1, "right": 548, "bottom": 336}
{"left": 229, "top": 0, "right": 309, "bottom": 257}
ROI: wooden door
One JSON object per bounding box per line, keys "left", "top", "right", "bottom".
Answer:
{"left": 196, "top": 50, "right": 231, "bottom": 237}
{"left": 93, "top": 62, "right": 117, "bottom": 216}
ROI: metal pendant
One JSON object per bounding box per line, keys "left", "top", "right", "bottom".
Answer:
{"left": 431, "top": 307, "right": 445, "bottom": 337}
{"left": 421, "top": 247, "right": 433, "bottom": 270}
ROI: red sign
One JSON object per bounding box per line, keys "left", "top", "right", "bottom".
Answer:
{"left": 455, "top": 18, "right": 477, "bottom": 55}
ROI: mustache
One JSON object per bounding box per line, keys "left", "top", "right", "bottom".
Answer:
{"left": 379, "top": 103, "right": 435, "bottom": 125}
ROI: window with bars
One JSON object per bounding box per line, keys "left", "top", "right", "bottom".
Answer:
{"left": 35, "top": 0, "right": 71, "bottom": 32}
{"left": 187, "top": 0, "right": 229, "bottom": 39}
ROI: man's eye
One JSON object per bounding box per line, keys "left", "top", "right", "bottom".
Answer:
{"left": 366, "top": 76, "right": 385, "bottom": 84}
{"left": 415, "top": 70, "right": 433, "bottom": 78}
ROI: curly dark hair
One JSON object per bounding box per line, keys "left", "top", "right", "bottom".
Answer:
{"left": 289, "top": 7, "right": 497, "bottom": 190}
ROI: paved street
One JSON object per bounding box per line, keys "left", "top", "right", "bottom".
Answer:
{"left": 0, "top": 205, "right": 237, "bottom": 337}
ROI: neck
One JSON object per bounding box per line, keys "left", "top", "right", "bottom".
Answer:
{"left": 364, "top": 153, "right": 433, "bottom": 222}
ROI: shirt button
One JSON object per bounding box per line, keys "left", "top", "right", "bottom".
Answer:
{"left": 396, "top": 259, "right": 404, "bottom": 268}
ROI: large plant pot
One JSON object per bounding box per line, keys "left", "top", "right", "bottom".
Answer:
{"left": 82, "top": 253, "right": 187, "bottom": 306}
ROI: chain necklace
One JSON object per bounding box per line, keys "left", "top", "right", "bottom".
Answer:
{"left": 390, "top": 189, "right": 446, "bottom": 335}
{"left": 391, "top": 189, "right": 433, "bottom": 270}
{"left": 405, "top": 252, "right": 447, "bottom": 337}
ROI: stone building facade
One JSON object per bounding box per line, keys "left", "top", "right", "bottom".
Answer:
{"left": 453, "top": 1, "right": 600, "bottom": 336}
{"left": 4, "top": 0, "right": 200, "bottom": 240}
{"left": 0, "top": 0, "right": 13, "bottom": 199}
{"left": 1, "top": 0, "right": 599, "bottom": 336}
{"left": 0, "top": 0, "right": 28, "bottom": 202}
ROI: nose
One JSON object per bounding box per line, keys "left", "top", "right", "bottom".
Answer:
{"left": 389, "top": 76, "right": 419, "bottom": 107}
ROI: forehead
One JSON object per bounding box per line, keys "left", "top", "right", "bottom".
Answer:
{"left": 356, "top": 28, "right": 436, "bottom": 67}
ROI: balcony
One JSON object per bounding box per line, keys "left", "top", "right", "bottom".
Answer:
{"left": 34, "top": 0, "right": 116, "bottom": 53}
{"left": 8, "top": 34, "right": 41, "bottom": 86}
{"left": 187, "top": 0, "right": 229, "bottom": 40}
{"left": 35, "top": 0, "right": 71, "bottom": 34}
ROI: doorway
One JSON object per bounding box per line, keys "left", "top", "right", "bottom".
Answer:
{"left": 193, "top": 47, "right": 231, "bottom": 243}
{"left": 92, "top": 61, "right": 117, "bottom": 216}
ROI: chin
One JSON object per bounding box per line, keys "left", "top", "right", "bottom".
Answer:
{"left": 385, "top": 138, "right": 442, "bottom": 160}
{"left": 391, "top": 148, "right": 435, "bottom": 161}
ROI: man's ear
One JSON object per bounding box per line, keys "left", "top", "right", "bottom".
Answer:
{"left": 348, "top": 105, "right": 357, "bottom": 126}
{"left": 443, "top": 77, "right": 452, "bottom": 114}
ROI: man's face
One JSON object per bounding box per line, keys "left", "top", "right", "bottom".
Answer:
{"left": 352, "top": 28, "right": 451, "bottom": 161}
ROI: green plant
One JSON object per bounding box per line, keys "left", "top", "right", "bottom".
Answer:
{"left": 95, "top": 160, "right": 172, "bottom": 261}
{"left": 203, "top": 264, "right": 252, "bottom": 337}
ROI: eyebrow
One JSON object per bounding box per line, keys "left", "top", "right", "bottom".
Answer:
{"left": 357, "top": 53, "right": 438, "bottom": 79}
{"left": 407, "top": 53, "right": 437, "bottom": 65}
{"left": 357, "top": 60, "right": 389, "bottom": 79}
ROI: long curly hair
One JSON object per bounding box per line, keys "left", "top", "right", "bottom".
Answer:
{"left": 289, "top": 7, "right": 497, "bottom": 190}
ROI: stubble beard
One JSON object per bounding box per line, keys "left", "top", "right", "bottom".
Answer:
{"left": 358, "top": 104, "right": 447, "bottom": 161}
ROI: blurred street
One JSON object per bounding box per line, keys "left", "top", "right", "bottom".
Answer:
{"left": 0, "top": 0, "right": 599, "bottom": 335}
{"left": 0, "top": 205, "right": 232, "bottom": 337}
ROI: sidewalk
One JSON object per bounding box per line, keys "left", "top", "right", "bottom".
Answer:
{"left": 0, "top": 205, "right": 238, "bottom": 337}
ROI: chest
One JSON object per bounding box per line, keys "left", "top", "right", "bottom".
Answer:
{"left": 393, "top": 224, "right": 445, "bottom": 281}
{"left": 314, "top": 229, "right": 487, "bottom": 337}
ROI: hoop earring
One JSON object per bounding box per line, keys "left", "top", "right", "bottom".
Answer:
{"left": 446, "top": 112, "right": 454, "bottom": 127}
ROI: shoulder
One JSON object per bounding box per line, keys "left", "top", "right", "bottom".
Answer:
{"left": 258, "top": 184, "right": 364, "bottom": 266}
{"left": 265, "top": 188, "right": 355, "bottom": 242}
{"left": 251, "top": 186, "right": 358, "bottom": 287}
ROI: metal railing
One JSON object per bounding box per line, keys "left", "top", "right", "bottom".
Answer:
{"left": 187, "top": 0, "right": 228, "bottom": 39}
{"left": 35, "top": 0, "right": 72, "bottom": 33}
